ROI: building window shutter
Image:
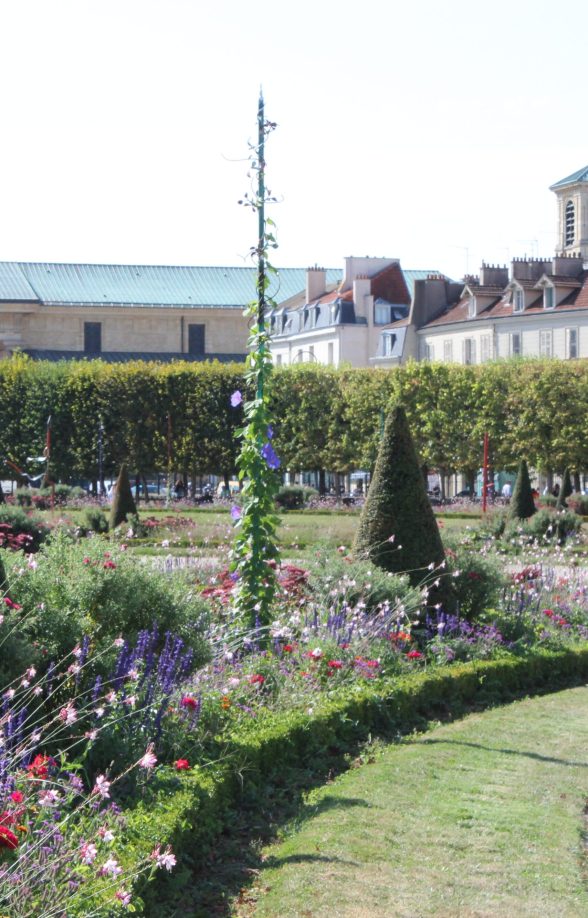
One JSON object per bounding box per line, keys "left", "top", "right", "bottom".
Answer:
{"left": 84, "top": 322, "right": 102, "bottom": 354}
{"left": 188, "top": 324, "right": 205, "bottom": 356}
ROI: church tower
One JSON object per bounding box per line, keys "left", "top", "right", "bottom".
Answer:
{"left": 550, "top": 166, "right": 588, "bottom": 260}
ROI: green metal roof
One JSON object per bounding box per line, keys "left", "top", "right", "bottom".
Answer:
{"left": 550, "top": 166, "right": 588, "bottom": 190}
{"left": 0, "top": 262, "right": 342, "bottom": 308}
{"left": 402, "top": 269, "right": 440, "bottom": 298}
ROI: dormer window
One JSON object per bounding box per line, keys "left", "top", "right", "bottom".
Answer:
{"left": 467, "top": 297, "right": 476, "bottom": 318}
{"left": 544, "top": 286, "right": 555, "bottom": 310}
{"left": 565, "top": 200, "right": 575, "bottom": 247}
{"left": 513, "top": 288, "right": 524, "bottom": 313}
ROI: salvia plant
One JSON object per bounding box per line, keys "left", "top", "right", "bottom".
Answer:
{"left": 230, "top": 92, "right": 281, "bottom": 631}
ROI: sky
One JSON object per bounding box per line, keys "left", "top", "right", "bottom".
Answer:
{"left": 0, "top": 0, "right": 586, "bottom": 283}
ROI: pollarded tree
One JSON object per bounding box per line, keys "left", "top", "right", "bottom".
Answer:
{"left": 508, "top": 459, "right": 536, "bottom": 520}
{"left": 109, "top": 463, "right": 137, "bottom": 530}
{"left": 353, "top": 404, "right": 454, "bottom": 610}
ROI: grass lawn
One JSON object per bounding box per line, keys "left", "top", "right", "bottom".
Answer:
{"left": 235, "top": 687, "right": 588, "bottom": 918}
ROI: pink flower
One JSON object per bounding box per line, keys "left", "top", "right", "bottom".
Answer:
{"left": 139, "top": 747, "right": 157, "bottom": 770}
{"left": 59, "top": 704, "right": 77, "bottom": 726}
{"left": 151, "top": 845, "right": 176, "bottom": 872}
{"left": 80, "top": 842, "right": 98, "bottom": 864}
{"left": 115, "top": 889, "right": 132, "bottom": 907}
{"left": 100, "top": 857, "right": 122, "bottom": 877}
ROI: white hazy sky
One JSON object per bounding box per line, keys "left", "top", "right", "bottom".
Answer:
{"left": 0, "top": 0, "right": 586, "bottom": 282}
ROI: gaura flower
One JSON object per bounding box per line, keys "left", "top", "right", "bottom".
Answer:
{"left": 139, "top": 747, "right": 158, "bottom": 770}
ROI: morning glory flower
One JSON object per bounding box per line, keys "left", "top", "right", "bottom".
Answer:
{"left": 230, "top": 390, "right": 243, "bottom": 407}
{"left": 261, "top": 441, "right": 280, "bottom": 470}
{"left": 230, "top": 505, "right": 241, "bottom": 521}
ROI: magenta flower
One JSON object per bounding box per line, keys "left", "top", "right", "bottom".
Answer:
{"left": 230, "top": 390, "right": 243, "bottom": 407}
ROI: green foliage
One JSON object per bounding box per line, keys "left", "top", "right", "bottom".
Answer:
{"left": 443, "top": 536, "right": 507, "bottom": 621}
{"left": 309, "top": 553, "right": 420, "bottom": 614}
{"left": 504, "top": 508, "right": 581, "bottom": 545}
{"left": 0, "top": 504, "right": 49, "bottom": 552}
{"left": 3, "top": 534, "right": 210, "bottom": 680}
{"left": 566, "top": 492, "right": 588, "bottom": 515}
{"left": 78, "top": 506, "right": 109, "bottom": 534}
{"left": 109, "top": 463, "right": 137, "bottom": 529}
{"left": 353, "top": 404, "right": 453, "bottom": 610}
{"left": 556, "top": 467, "right": 573, "bottom": 509}
{"left": 509, "top": 459, "right": 536, "bottom": 520}
{"left": 275, "top": 484, "right": 318, "bottom": 510}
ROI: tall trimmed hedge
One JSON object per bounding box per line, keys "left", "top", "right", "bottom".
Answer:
{"left": 2, "top": 356, "right": 588, "bottom": 482}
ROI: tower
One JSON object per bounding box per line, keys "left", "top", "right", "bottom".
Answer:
{"left": 550, "top": 166, "right": 588, "bottom": 260}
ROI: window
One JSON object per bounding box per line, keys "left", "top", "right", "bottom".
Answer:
{"left": 382, "top": 333, "right": 397, "bottom": 356}
{"left": 565, "top": 200, "right": 575, "bottom": 247}
{"left": 327, "top": 342, "right": 334, "bottom": 365}
{"left": 375, "top": 303, "right": 392, "bottom": 324}
{"left": 467, "top": 297, "right": 476, "bottom": 319}
{"left": 480, "top": 334, "right": 492, "bottom": 362}
{"left": 330, "top": 303, "right": 340, "bottom": 324}
{"left": 275, "top": 353, "right": 282, "bottom": 366}
{"left": 513, "top": 288, "right": 524, "bottom": 313}
{"left": 84, "top": 322, "right": 102, "bottom": 354}
{"left": 419, "top": 340, "right": 432, "bottom": 361}
{"left": 544, "top": 286, "right": 555, "bottom": 310}
{"left": 511, "top": 332, "right": 521, "bottom": 357}
{"left": 539, "top": 329, "right": 553, "bottom": 357}
{"left": 443, "top": 340, "right": 453, "bottom": 362}
{"left": 566, "top": 327, "right": 578, "bottom": 359}
{"left": 188, "top": 324, "right": 205, "bottom": 356}
{"left": 462, "top": 338, "right": 476, "bottom": 365}
{"left": 308, "top": 345, "right": 314, "bottom": 361}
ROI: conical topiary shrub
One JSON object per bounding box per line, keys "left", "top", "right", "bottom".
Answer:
{"left": 508, "top": 459, "right": 536, "bottom": 520}
{"left": 353, "top": 404, "right": 454, "bottom": 611}
{"left": 109, "top": 464, "right": 137, "bottom": 530}
{"left": 556, "top": 467, "right": 573, "bottom": 510}
{"left": 0, "top": 555, "right": 6, "bottom": 591}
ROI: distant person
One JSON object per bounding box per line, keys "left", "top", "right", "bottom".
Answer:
{"left": 501, "top": 482, "right": 512, "bottom": 501}
{"left": 174, "top": 479, "right": 186, "bottom": 499}
{"left": 552, "top": 483, "right": 560, "bottom": 498}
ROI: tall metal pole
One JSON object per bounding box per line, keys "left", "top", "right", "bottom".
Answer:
{"left": 98, "top": 419, "right": 105, "bottom": 496}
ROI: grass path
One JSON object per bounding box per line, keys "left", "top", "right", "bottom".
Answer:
{"left": 236, "top": 687, "right": 588, "bottom": 918}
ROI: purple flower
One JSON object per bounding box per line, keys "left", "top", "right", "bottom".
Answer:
{"left": 261, "top": 442, "right": 280, "bottom": 470}
{"left": 230, "top": 390, "right": 243, "bottom": 407}
{"left": 230, "top": 505, "right": 241, "bottom": 521}
{"left": 267, "top": 425, "right": 274, "bottom": 440}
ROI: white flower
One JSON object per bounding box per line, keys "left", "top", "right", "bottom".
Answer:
{"left": 139, "top": 747, "right": 157, "bottom": 770}
{"left": 151, "top": 845, "right": 176, "bottom": 872}
{"left": 59, "top": 704, "right": 77, "bottom": 726}
{"left": 113, "top": 637, "right": 125, "bottom": 648}
{"left": 100, "top": 857, "right": 122, "bottom": 877}
{"left": 38, "top": 789, "right": 61, "bottom": 807}
{"left": 161, "top": 539, "right": 170, "bottom": 548}
{"left": 99, "top": 827, "right": 115, "bottom": 842}
{"left": 93, "top": 775, "right": 111, "bottom": 799}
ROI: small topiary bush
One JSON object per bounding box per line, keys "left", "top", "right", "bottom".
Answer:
{"left": 109, "top": 463, "right": 137, "bottom": 529}
{"left": 275, "top": 485, "right": 319, "bottom": 510}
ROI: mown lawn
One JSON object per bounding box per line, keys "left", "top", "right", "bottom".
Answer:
{"left": 236, "top": 687, "right": 588, "bottom": 918}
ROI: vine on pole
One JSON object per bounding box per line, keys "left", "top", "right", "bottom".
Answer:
{"left": 229, "top": 92, "right": 281, "bottom": 630}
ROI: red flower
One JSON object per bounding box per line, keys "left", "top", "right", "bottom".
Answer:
{"left": 248, "top": 674, "right": 265, "bottom": 685}
{"left": 407, "top": 650, "right": 424, "bottom": 660}
{"left": 180, "top": 695, "right": 199, "bottom": 710}
{"left": 282, "top": 644, "right": 294, "bottom": 653}
{"left": 543, "top": 609, "right": 554, "bottom": 618}
{"left": 10, "top": 792, "right": 23, "bottom": 804}
{"left": 327, "top": 660, "right": 343, "bottom": 670}
{"left": 83, "top": 557, "right": 91, "bottom": 565}
{"left": 26, "top": 754, "right": 52, "bottom": 779}
{"left": 0, "top": 826, "right": 19, "bottom": 849}
{"left": 103, "top": 561, "right": 117, "bottom": 570}
{"left": 174, "top": 759, "right": 190, "bottom": 771}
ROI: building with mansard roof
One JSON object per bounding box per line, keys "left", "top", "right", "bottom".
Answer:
{"left": 0, "top": 262, "right": 340, "bottom": 362}
{"left": 374, "top": 165, "right": 588, "bottom": 366}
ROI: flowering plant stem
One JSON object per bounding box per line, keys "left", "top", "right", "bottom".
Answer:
{"left": 231, "top": 93, "right": 281, "bottom": 632}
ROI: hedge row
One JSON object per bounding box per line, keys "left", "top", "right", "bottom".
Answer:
{"left": 84, "top": 645, "right": 588, "bottom": 917}
{"left": 3, "top": 355, "right": 588, "bottom": 482}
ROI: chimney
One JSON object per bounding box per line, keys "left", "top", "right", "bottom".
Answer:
{"left": 306, "top": 265, "right": 326, "bottom": 302}
{"left": 410, "top": 276, "right": 453, "bottom": 327}
{"left": 352, "top": 274, "right": 371, "bottom": 319}
{"left": 479, "top": 263, "right": 509, "bottom": 287}
{"left": 511, "top": 257, "right": 552, "bottom": 282}
{"left": 551, "top": 252, "right": 584, "bottom": 278}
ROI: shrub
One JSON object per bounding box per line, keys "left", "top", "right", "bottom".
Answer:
{"left": 2, "top": 534, "right": 210, "bottom": 680}
{"left": 0, "top": 504, "right": 49, "bottom": 552}
{"left": 443, "top": 536, "right": 507, "bottom": 621}
{"left": 78, "top": 506, "right": 109, "bottom": 534}
{"left": 566, "top": 492, "right": 588, "bottom": 515}
{"left": 275, "top": 485, "right": 318, "bottom": 510}
{"left": 508, "top": 459, "right": 536, "bottom": 520}
{"left": 353, "top": 404, "right": 453, "bottom": 610}
{"left": 308, "top": 554, "right": 420, "bottom": 616}
{"left": 15, "top": 488, "right": 33, "bottom": 507}
{"left": 504, "top": 508, "right": 581, "bottom": 545}
{"left": 109, "top": 463, "right": 137, "bottom": 529}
